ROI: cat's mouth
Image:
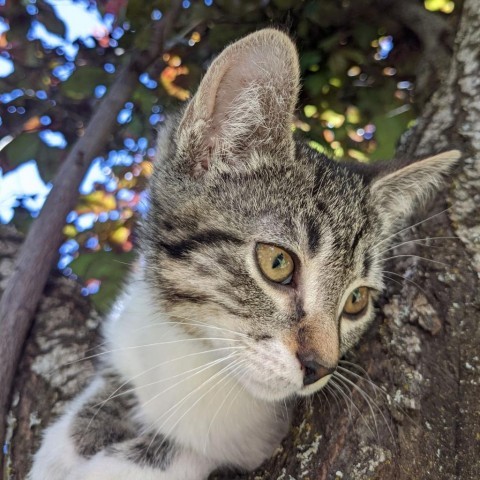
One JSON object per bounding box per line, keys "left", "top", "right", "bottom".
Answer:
{"left": 238, "top": 369, "right": 333, "bottom": 401}
{"left": 233, "top": 349, "right": 334, "bottom": 401}
{"left": 298, "top": 373, "right": 333, "bottom": 396}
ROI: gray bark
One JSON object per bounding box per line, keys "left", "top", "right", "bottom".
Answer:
{"left": 2, "top": 0, "right": 480, "bottom": 478}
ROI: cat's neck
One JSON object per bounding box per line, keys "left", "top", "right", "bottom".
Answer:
{"left": 103, "top": 274, "right": 290, "bottom": 469}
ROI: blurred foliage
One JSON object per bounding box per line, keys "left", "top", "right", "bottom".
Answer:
{"left": 0, "top": 0, "right": 460, "bottom": 312}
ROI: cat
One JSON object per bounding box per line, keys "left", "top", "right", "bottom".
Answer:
{"left": 28, "top": 28, "right": 460, "bottom": 480}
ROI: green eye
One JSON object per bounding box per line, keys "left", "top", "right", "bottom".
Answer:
{"left": 343, "top": 287, "right": 369, "bottom": 316}
{"left": 256, "top": 243, "right": 294, "bottom": 284}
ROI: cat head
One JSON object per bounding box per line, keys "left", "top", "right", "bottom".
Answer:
{"left": 142, "top": 29, "right": 460, "bottom": 401}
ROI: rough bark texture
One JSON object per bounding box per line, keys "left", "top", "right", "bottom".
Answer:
{"left": 0, "top": 228, "right": 100, "bottom": 480}
{"left": 2, "top": 1, "right": 480, "bottom": 479}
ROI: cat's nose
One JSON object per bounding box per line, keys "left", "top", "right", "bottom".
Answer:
{"left": 297, "top": 353, "right": 336, "bottom": 386}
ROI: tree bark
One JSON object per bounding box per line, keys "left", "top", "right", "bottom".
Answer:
{"left": 2, "top": 0, "right": 480, "bottom": 479}
{"left": 0, "top": 1, "right": 182, "bottom": 460}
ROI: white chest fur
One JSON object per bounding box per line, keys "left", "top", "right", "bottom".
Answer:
{"left": 104, "top": 278, "right": 290, "bottom": 472}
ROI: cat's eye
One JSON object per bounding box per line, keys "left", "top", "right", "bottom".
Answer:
{"left": 343, "top": 287, "right": 369, "bottom": 316}
{"left": 256, "top": 243, "right": 294, "bottom": 285}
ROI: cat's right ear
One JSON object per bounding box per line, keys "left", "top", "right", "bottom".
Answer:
{"left": 175, "top": 29, "right": 300, "bottom": 176}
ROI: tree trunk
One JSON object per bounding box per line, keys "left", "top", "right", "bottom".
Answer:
{"left": 2, "top": 0, "right": 480, "bottom": 478}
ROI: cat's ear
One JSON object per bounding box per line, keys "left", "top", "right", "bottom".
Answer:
{"left": 176, "top": 28, "right": 300, "bottom": 176}
{"left": 370, "top": 150, "right": 461, "bottom": 223}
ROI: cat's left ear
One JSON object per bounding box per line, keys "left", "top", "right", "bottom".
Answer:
{"left": 176, "top": 29, "right": 300, "bottom": 176}
{"left": 370, "top": 150, "right": 462, "bottom": 222}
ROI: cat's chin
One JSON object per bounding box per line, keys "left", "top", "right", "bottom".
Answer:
{"left": 237, "top": 374, "right": 299, "bottom": 402}
{"left": 237, "top": 372, "right": 330, "bottom": 402}
{"left": 296, "top": 374, "right": 333, "bottom": 397}
{"left": 240, "top": 374, "right": 332, "bottom": 402}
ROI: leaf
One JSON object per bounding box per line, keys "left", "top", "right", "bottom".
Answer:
{"left": 303, "top": 72, "right": 329, "bottom": 97}
{"left": 4, "top": 133, "right": 42, "bottom": 169}
{"left": 78, "top": 191, "right": 117, "bottom": 214}
{"left": 132, "top": 87, "right": 158, "bottom": 113}
{"left": 69, "top": 250, "right": 136, "bottom": 313}
{"left": 160, "top": 66, "right": 190, "bottom": 101}
{"left": 60, "top": 66, "right": 111, "bottom": 100}
{"left": 23, "top": 116, "right": 42, "bottom": 133}
{"left": 370, "top": 109, "right": 414, "bottom": 160}
{"left": 299, "top": 51, "right": 322, "bottom": 72}
{"left": 37, "top": 2, "right": 67, "bottom": 38}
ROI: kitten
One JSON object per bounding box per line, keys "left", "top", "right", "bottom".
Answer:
{"left": 29, "top": 29, "right": 460, "bottom": 480}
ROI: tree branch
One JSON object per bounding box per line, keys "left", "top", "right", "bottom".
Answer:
{"left": 0, "top": 0, "right": 182, "bottom": 463}
{"left": 374, "top": 0, "right": 455, "bottom": 104}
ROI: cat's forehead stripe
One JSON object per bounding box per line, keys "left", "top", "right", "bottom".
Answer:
{"left": 304, "top": 214, "right": 321, "bottom": 255}
{"left": 157, "top": 230, "right": 242, "bottom": 258}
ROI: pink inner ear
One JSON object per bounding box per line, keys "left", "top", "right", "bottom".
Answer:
{"left": 177, "top": 29, "right": 301, "bottom": 175}
{"left": 211, "top": 56, "right": 254, "bottom": 124}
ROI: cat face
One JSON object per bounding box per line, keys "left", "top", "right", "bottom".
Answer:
{"left": 142, "top": 29, "right": 459, "bottom": 401}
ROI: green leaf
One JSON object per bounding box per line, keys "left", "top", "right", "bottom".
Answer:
{"left": 370, "top": 109, "right": 414, "bottom": 160}
{"left": 132, "top": 87, "right": 158, "bottom": 113}
{"left": 70, "top": 250, "right": 136, "bottom": 313}
{"left": 60, "top": 66, "right": 111, "bottom": 100}
{"left": 300, "top": 51, "right": 322, "bottom": 72}
{"left": 303, "top": 72, "right": 329, "bottom": 97}
{"left": 4, "top": 133, "right": 42, "bottom": 168}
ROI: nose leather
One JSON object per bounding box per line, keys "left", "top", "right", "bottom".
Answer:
{"left": 297, "top": 354, "right": 336, "bottom": 386}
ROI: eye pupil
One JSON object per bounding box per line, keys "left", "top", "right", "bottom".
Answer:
{"left": 272, "top": 253, "right": 285, "bottom": 269}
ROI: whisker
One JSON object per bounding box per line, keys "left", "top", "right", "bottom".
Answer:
{"left": 143, "top": 321, "right": 249, "bottom": 338}
{"left": 203, "top": 360, "right": 248, "bottom": 453}
{"left": 324, "top": 384, "right": 341, "bottom": 413}
{"left": 380, "top": 254, "right": 448, "bottom": 267}
{"left": 338, "top": 363, "right": 420, "bottom": 431}
{"left": 337, "top": 366, "right": 384, "bottom": 402}
{"left": 334, "top": 373, "right": 379, "bottom": 434}
{"left": 141, "top": 352, "right": 243, "bottom": 413}
{"left": 225, "top": 368, "right": 249, "bottom": 419}
{"left": 373, "top": 236, "right": 458, "bottom": 259}
{"left": 382, "top": 274, "right": 405, "bottom": 290}
{"left": 382, "top": 270, "right": 428, "bottom": 295}
{"left": 56, "top": 337, "right": 244, "bottom": 370}
{"left": 332, "top": 376, "right": 379, "bottom": 439}
{"left": 148, "top": 357, "right": 244, "bottom": 456}
{"left": 82, "top": 351, "right": 243, "bottom": 437}
{"left": 91, "top": 346, "right": 246, "bottom": 409}
{"left": 160, "top": 315, "right": 250, "bottom": 339}
{"left": 316, "top": 388, "right": 332, "bottom": 414}
{"left": 46, "top": 318, "right": 248, "bottom": 376}
{"left": 371, "top": 208, "right": 451, "bottom": 251}
{"left": 334, "top": 371, "right": 395, "bottom": 443}
{"left": 112, "top": 259, "right": 137, "bottom": 267}
{"left": 328, "top": 380, "right": 358, "bottom": 429}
